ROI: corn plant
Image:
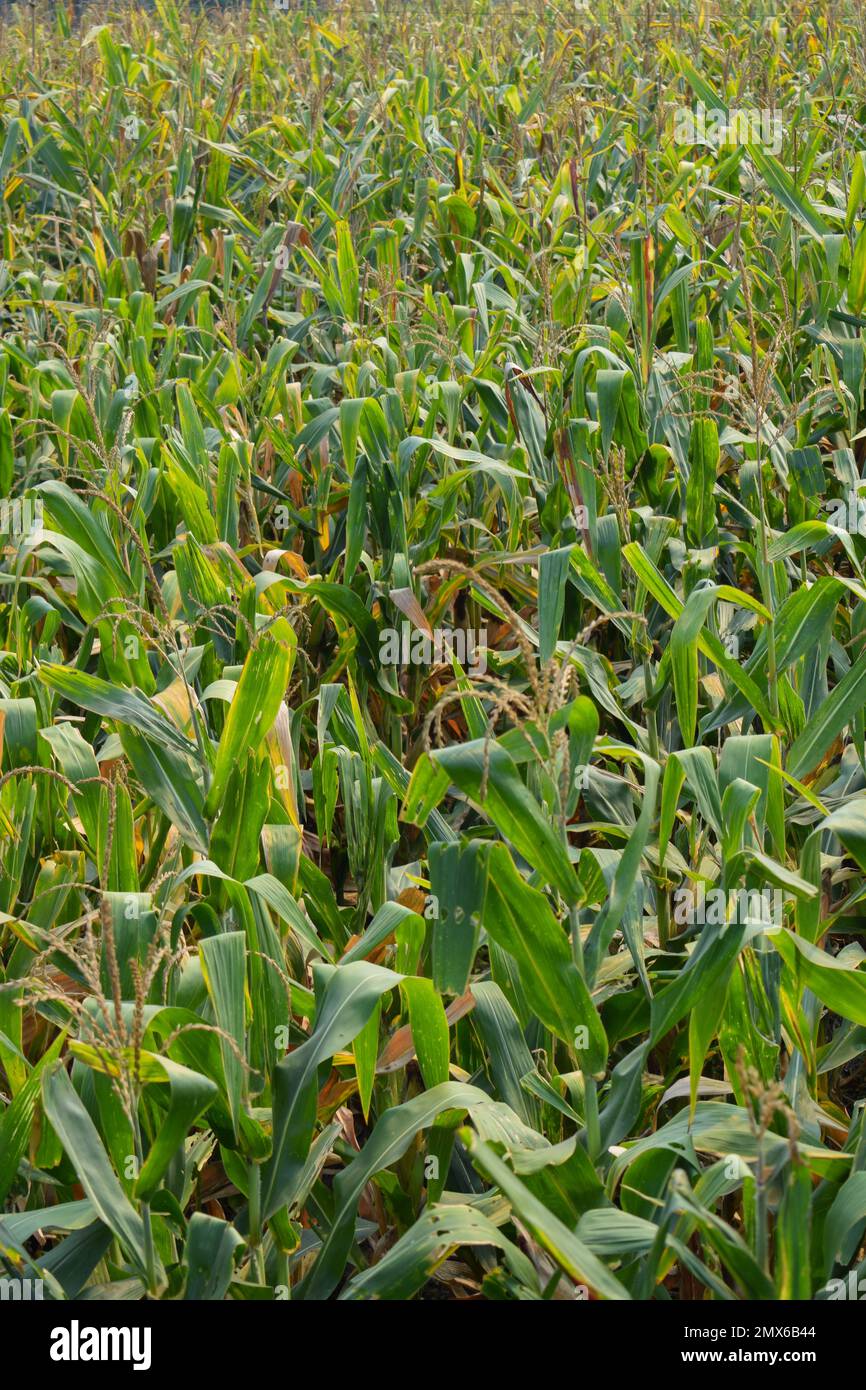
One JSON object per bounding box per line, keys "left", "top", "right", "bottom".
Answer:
{"left": 1, "top": 0, "right": 866, "bottom": 1302}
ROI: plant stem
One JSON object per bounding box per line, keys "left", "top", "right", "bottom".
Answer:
{"left": 568, "top": 902, "right": 584, "bottom": 974}
{"left": 583, "top": 1073, "right": 601, "bottom": 1163}
{"left": 248, "top": 1160, "right": 266, "bottom": 1284}
{"left": 657, "top": 878, "right": 670, "bottom": 950}
{"left": 133, "top": 1110, "right": 158, "bottom": 1297}
{"left": 754, "top": 1134, "right": 769, "bottom": 1276}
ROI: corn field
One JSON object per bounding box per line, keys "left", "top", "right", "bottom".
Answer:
{"left": 2, "top": 0, "right": 866, "bottom": 1313}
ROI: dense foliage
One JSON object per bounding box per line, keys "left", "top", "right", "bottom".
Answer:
{"left": 2, "top": 0, "right": 866, "bottom": 1301}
